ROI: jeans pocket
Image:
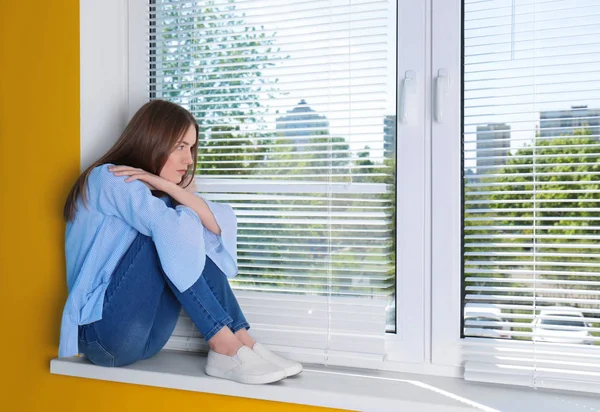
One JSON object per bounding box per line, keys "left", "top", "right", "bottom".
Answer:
{"left": 81, "top": 341, "right": 115, "bottom": 367}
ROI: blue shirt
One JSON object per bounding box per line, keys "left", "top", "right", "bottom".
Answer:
{"left": 58, "top": 164, "right": 238, "bottom": 358}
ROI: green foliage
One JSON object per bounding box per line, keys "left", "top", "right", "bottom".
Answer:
{"left": 487, "top": 128, "right": 600, "bottom": 235}
{"left": 464, "top": 127, "right": 600, "bottom": 341}
{"left": 153, "top": 0, "right": 285, "bottom": 175}
{"left": 259, "top": 131, "right": 352, "bottom": 181}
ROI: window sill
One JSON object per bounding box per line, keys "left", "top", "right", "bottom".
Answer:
{"left": 50, "top": 350, "right": 599, "bottom": 411}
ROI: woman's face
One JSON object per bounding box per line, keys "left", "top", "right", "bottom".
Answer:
{"left": 160, "top": 123, "right": 196, "bottom": 184}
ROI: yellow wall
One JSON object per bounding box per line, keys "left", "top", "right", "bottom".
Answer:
{"left": 0, "top": 2, "right": 336, "bottom": 410}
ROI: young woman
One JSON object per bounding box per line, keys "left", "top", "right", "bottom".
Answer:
{"left": 59, "top": 99, "right": 302, "bottom": 384}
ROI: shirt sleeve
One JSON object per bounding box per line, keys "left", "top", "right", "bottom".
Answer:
{"left": 152, "top": 192, "right": 238, "bottom": 277}
{"left": 87, "top": 164, "right": 206, "bottom": 292}
{"left": 200, "top": 196, "right": 239, "bottom": 278}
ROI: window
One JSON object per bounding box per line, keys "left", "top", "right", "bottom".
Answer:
{"left": 124, "top": 0, "right": 600, "bottom": 393}
{"left": 144, "top": 0, "right": 420, "bottom": 366}
{"left": 432, "top": 0, "right": 600, "bottom": 394}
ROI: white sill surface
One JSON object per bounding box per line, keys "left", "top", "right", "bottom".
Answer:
{"left": 51, "top": 350, "right": 600, "bottom": 412}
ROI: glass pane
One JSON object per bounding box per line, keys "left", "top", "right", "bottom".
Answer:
{"left": 462, "top": 0, "right": 600, "bottom": 346}
{"left": 149, "top": 0, "right": 398, "bottom": 332}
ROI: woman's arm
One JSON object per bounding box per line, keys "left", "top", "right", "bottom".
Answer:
{"left": 154, "top": 174, "right": 222, "bottom": 236}
{"left": 92, "top": 164, "right": 208, "bottom": 293}
{"left": 108, "top": 165, "right": 221, "bottom": 236}
{"left": 167, "top": 187, "right": 222, "bottom": 236}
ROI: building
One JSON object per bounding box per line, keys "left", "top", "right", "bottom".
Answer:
{"left": 383, "top": 115, "right": 396, "bottom": 160}
{"left": 276, "top": 99, "right": 329, "bottom": 150}
{"left": 475, "top": 123, "right": 511, "bottom": 173}
{"left": 539, "top": 105, "right": 600, "bottom": 138}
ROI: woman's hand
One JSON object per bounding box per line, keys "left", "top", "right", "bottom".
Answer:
{"left": 108, "top": 165, "right": 176, "bottom": 193}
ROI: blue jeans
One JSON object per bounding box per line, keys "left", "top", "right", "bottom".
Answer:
{"left": 78, "top": 232, "right": 249, "bottom": 367}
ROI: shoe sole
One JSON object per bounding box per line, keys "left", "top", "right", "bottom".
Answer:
{"left": 205, "top": 366, "right": 286, "bottom": 385}
{"left": 284, "top": 364, "right": 303, "bottom": 377}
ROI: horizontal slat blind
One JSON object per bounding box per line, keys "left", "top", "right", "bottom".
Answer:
{"left": 462, "top": 0, "right": 600, "bottom": 393}
{"left": 148, "top": 0, "right": 397, "bottom": 364}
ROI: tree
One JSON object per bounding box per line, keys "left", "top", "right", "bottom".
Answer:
{"left": 353, "top": 145, "right": 375, "bottom": 177}
{"left": 464, "top": 128, "right": 600, "bottom": 340}
{"left": 151, "top": 0, "right": 286, "bottom": 175}
{"left": 261, "top": 131, "right": 352, "bottom": 182}
{"left": 489, "top": 128, "right": 600, "bottom": 230}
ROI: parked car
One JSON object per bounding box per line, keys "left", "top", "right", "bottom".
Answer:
{"left": 532, "top": 310, "right": 594, "bottom": 345}
{"left": 464, "top": 304, "right": 510, "bottom": 339}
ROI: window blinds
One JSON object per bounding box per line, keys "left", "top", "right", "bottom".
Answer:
{"left": 147, "top": 0, "right": 397, "bottom": 365}
{"left": 462, "top": 0, "right": 600, "bottom": 393}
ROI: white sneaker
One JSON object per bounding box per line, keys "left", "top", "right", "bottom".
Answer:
{"left": 253, "top": 342, "right": 303, "bottom": 377}
{"left": 205, "top": 346, "right": 286, "bottom": 385}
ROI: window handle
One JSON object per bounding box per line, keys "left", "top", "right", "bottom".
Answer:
{"left": 399, "top": 70, "right": 416, "bottom": 124}
{"left": 435, "top": 69, "right": 449, "bottom": 123}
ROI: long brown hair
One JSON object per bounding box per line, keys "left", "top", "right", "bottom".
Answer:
{"left": 63, "top": 99, "right": 199, "bottom": 222}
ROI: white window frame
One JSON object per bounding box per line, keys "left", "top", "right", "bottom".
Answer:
{"left": 430, "top": 0, "right": 466, "bottom": 368}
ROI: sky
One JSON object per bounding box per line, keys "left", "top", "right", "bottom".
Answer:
{"left": 463, "top": 0, "right": 600, "bottom": 169}
{"left": 232, "top": 0, "right": 396, "bottom": 161}
{"left": 235, "top": 0, "right": 600, "bottom": 166}
{"left": 154, "top": 0, "right": 599, "bottom": 167}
